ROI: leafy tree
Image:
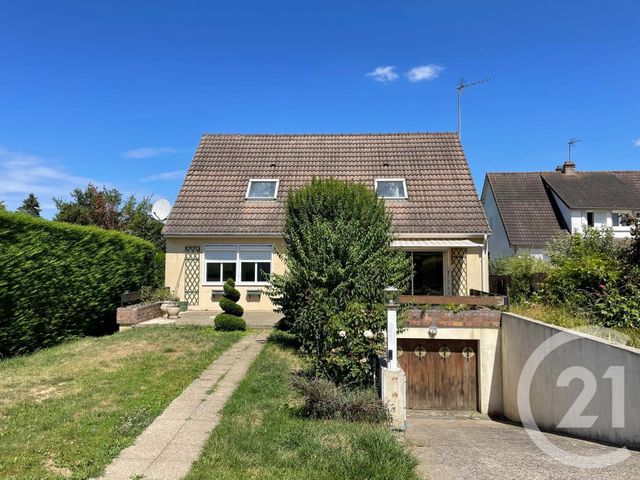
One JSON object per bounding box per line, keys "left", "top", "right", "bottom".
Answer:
{"left": 0, "top": 200, "right": 5, "bottom": 211}
{"left": 120, "top": 195, "right": 165, "bottom": 250}
{"left": 17, "top": 193, "right": 41, "bottom": 217}
{"left": 53, "top": 184, "right": 164, "bottom": 250}
{"left": 54, "top": 184, "right": 121, "bottom": 229}
{"left": 268, "top": 179, "right": 411, "bottom": 386}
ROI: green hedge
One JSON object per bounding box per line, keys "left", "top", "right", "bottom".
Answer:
{"left": 0, "top": 211, "right": 164, "bottom": 357}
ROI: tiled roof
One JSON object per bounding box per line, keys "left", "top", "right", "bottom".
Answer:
{"left": 163, "top": 133, "right": 490, "bottom": 236}
{"left": 485, "top": 173, "right": 567, "bottom": 247}
{"left": 485, "top": 170, "right": 640, "bottom": 247}
{"left": 542, "top": 171, "right": 640, "bottom": 209}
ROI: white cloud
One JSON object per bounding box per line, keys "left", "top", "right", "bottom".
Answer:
{"left": 406, "top": 64, "right": 445, "bottom": 82}
{"left": 0, "top": 147, "right": 100, "bottom": 213}
{"left": 122, "top": 147, "right": 182, "bottom": 159}
{"left": 365, "top": 66, "right": 399, "bottom": 82}
{"left": 633, "top": 138, "right": 640, "bottom": 147}
{"left": 141, "top": 170, "right": 186, "bottom": 183}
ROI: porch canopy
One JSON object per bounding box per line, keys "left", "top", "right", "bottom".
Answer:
{"left": 390, "top": 239, "right": 482, "bottom": 248}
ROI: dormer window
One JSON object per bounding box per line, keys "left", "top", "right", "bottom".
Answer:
{"left": 246, "top": 179, "right": 279, "bottom": 200}
{"left": 375, "top": 179, "right": 407, "bottom": 199}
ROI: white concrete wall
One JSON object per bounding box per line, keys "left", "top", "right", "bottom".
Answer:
{"left": 501, "top": 313, "right": 640, "bottom": 447}
{"left": 481, "top": 180, "right": 515, "bottom": 260}
{"left": 399, "top": 327, "right": 503, "bottom": 416}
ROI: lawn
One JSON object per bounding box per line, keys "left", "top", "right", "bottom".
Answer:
{"left": 186, "top": 335, "right": 420, "bottom": 480}
{"left": 509, "top": 303, "right": 640, "bottom": 348}
{"left": 0, "top": 326, "right": 244, "bottom": 480}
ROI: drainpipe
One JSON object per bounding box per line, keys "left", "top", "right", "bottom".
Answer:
{"left": 482, "top": 234, "right": 489, "bottom": 292}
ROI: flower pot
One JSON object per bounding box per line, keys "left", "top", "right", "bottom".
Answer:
{"left": 167, "top": 305, "right": 180, "bottom": 319}
{"left": 178, "top": 301, "right": 188, "bottom": 312}
{"left": 160, "top": 301, "right": 175, "bottom": 317}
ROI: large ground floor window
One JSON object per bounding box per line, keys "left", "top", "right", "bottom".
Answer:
{"left": 203, "top": 244, "right": 272, "bottom": 285}
{"left": 406, "top": 251, "right": 444, "bottom": 295}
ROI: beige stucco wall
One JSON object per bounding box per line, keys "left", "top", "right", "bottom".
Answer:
{"left": 165, "top": 237, "right": 487, "bottom": 311}
{"left": 165, "top": 236, "right": 286, "bottom": 311}
{"left": 398, "top": 327, "right": 503, "bottom": 415}
{"left": 502, "top": 313, "right": 640, "bottom": 447}
{"left": 465, "top": 247, "right": 484, "bottom": 293}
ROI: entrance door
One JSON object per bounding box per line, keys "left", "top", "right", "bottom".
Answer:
{"left": 398, "top": 339, "right": 478, "bottom": 410}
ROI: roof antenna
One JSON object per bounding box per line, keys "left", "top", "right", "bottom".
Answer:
{"left": 568, "top": 138, "right": 581, "bottom": 162}
{"left": 456, "top": 77, "right": 490, "bottom": 140}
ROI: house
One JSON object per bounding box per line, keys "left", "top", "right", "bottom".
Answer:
{"left": 481, "top": 160, "right": 640, "bottom": 260}
{"left": 163, "top": 132, "right": 490, "bottom": 311}
{"left": 163, "top": 132, "right": 502, "bottom": 414}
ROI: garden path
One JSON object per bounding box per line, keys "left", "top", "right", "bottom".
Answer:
{"left": 96, "top": 329, "right": 269, "bottom": 480}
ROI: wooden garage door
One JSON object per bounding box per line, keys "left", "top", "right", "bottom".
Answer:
{"left": 398, "top": 339, "right": 478, "bottom": 411}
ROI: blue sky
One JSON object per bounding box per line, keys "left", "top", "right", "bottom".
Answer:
{"left": 0, "top": 0, "right": 638, "bottom": 215}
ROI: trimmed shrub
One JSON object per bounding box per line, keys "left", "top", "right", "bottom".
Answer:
{"left": 214, "top": 313, "right": 247, "bottom": 331}
{"left": 214, "top": 278, "right": 246, "bottom": 331}
{"left": 291, "top": 374, "right": 389, "bottom": 423}
{"left": 0, "top": 211, "right": 163, "bottom": 357}
{"left": 219, "top": 297, "right": 244, "bottom": 317}
{"left": 223, "top": 279, "right": 241, "bottom": 302}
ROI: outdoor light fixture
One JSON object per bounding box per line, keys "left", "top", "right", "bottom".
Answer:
{"left": 384, "top": 286, "right": 400, "bottom": 370}
{"left": 383, "top": 286, "right": 400, "bottom": 308}
{"left": 428, "top": 323, "right": 438, "bottom": 338}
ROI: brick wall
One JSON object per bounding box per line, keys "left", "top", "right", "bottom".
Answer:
{"left": 116, "top": 302, "right": 163, "bottom": 325}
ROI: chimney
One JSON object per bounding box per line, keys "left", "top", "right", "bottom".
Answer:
{"left": 561, "top": 160, "right": 576, "bottom": 175}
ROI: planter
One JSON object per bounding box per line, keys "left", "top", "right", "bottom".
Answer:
{"left": 167, "top": 305, "right": 181, "bottom": 319}
{"left": 117, "top": 302, "right": 163, "bottom": 326}
{"left": 178, "top": 301, "right": 188, "bottom": 312}
{"left": 160, "top": 301, "right": 175, "bottom": 317}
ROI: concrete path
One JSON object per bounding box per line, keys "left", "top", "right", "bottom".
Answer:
{"left": 137, "top": 310, "right": 281, "bottom": 329}
{"left": 404, "top": 412, "right": 640, "bottom": 480}
{"left": 97, "top": 330, "right": 269, "bottom": 480}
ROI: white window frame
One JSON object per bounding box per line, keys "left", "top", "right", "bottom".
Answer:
{"left": 612, "top": 210, "right": 633, "bottom": 228}
{"left": 374, "top": 178, "right": 408, "bottom": 199}
{"left": 202, "top": 244, "right": 273, "bottom": 286}
{"left": 245, "top": 179, "right": 280, "bottom": 200}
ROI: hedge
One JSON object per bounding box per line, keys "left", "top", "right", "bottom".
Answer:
{"left": 0, "top": 211, "right": 164, "bottom": 357}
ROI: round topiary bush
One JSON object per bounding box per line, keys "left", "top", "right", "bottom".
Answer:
{"left": 214, "top": 278, "right": 246, "bottom": 331}
{"left": 214, "top": 313, "right": 247, "bottom": 331}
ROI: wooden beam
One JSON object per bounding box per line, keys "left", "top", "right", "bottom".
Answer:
{"left": 399, "top": 295, "right": 505, "bottom": 306}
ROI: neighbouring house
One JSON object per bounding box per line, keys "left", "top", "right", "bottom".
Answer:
{"left": 163, "top": 132, "right": 491, "bottom": 313}
{"left": 481, "top": 160, "right": 640, "bottom": 260}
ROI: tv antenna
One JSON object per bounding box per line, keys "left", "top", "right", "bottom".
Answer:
{"left": 151, "top": 198, "right": 172, "bottom": 222}
{"left": 568, "top": 138, "right": 581, "bottom": 162}
{"left": 456, "top": 77, "right": 491, "bottom": 139}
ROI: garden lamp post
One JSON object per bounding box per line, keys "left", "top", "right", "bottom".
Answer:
{"left": 383, "top": 286, "right": 401, "bottom": 370}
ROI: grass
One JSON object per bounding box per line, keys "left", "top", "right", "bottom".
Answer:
{"left": 0, "top": 326, "right": 244, "bottom": 479}
{"left": 509, "top": 303, "right": 640, "bottom": 348}
{"left": 186, "top": 336, "right": 420, "bottom": 480}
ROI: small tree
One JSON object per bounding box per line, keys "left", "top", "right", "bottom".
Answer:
{"left": 0, "top": 200, "right": 6, "bottom": 211}
{"left": 268, "top": 178, "right": 411, "bottom": 386}
{"left": 17, "top": 193, "right": 41, "bottom": 217}
{"left": 214, "top": 278, "right": 246, "bottom": 331}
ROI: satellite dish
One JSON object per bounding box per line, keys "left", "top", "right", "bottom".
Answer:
{"left": 152, "top": 199, "right": 171, "bottom": 222}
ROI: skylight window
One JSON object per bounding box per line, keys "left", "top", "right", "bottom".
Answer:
{"left": 375, "top": 179, "right": 407, "bottom": 199}
{"left": 246, "top": 179, "right": 279, "bottom": 199}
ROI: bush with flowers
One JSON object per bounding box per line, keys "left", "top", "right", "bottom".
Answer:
{"left": 267, "top": 179, "right": 411, "bottom": 387}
